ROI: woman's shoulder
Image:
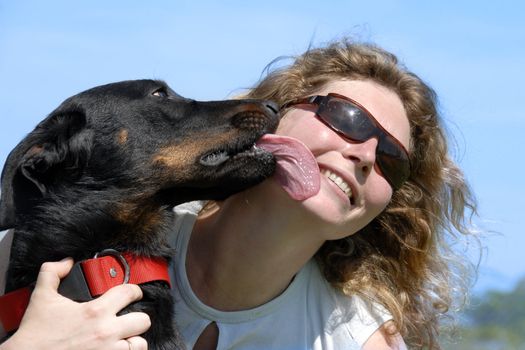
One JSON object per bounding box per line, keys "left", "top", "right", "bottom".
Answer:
{"left": 305, "top": 260, "right": 394, "bottom": 347}
{"left": 167, "top": 201, "right": 203, "bottom": 248}
{"left": 362, "top": 321, "right": 408, "bottom": 350}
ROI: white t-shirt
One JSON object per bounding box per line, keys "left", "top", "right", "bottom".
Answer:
{"left": 168, "top": 201, "right": 392, "bottom": 350}
{"left": 0, "top": 229, "right": 13, "bottom": 295}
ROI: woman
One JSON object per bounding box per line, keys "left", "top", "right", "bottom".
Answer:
{"left": 1, "top": 39, "right": 477, "bottom": 350}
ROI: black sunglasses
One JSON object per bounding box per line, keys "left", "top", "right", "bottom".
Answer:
{"left": 281, "top": 93, "right": 410, "bottom": 190}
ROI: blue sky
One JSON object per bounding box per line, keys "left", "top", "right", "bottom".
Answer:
{"left": 1, "top": 1, "right": 524, "bottom": 294}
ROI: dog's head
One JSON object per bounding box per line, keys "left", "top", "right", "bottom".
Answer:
{"left": 0, "top": 80, "right": 279, "bottom": 230}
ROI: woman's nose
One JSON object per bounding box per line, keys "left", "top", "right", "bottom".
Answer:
{"left": 342, "top": 137, "right": 378, "bottom": 176}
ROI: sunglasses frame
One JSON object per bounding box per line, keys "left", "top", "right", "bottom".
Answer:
{"left": 281, "top": 93, "right": 411, "bottom": 189}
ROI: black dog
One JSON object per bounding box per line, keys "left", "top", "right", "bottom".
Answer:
{"left": 0, "top": 80, "right": 279, "bottom": 349}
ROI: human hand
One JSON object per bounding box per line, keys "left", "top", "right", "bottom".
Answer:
{"left": 1, "top": 258, "right": 150, "bottom": 350}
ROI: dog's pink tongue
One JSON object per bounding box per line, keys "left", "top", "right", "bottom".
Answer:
{"left": 256, "top": 134, "right": 320, "bottom": 200}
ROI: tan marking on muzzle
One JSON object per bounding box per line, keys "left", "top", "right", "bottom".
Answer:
{"left": 117, "top": 129, "right": 129, "bottom": 145}
{"left": 152, "top": 132, "right": 233, "bottom": 171}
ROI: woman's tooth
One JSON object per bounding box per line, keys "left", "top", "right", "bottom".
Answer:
{"left": 321, "top": 169, "right": 353, "bottom": 199}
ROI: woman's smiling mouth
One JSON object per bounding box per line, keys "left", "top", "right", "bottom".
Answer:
{"left": 320, "top": 168, "right": 355, "bottom": 204}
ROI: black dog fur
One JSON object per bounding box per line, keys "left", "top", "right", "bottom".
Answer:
{"left": 0, "top": 80, "right": 279, "bottom": 349}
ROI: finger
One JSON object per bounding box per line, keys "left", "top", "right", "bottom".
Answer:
{"left": 117, "top": 336, "right": 148, "bottom": 350}
{"left": 116, "top": 312, "right": 151, "bottom": 339}
{"left": 34, "top": 257, "right": 75, "bottom": 291}
{"left": 93, "top": 283, "right": 143, "bottom": 313}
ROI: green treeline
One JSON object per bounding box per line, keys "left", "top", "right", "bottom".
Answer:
{"left": 442, "top": 278, "right": 525, "bottom": 349}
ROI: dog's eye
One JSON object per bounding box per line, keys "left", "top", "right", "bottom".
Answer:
{"left": 152, "top": 89, "right": 168, "bottom": 98}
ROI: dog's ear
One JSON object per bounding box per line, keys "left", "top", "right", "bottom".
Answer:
{"left": 0, "top": 110, "right": 93, "bottom": 230}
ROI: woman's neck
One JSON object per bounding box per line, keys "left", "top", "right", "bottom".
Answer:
{"left": 186, "top": 184, "right": 326, "bottom": 311}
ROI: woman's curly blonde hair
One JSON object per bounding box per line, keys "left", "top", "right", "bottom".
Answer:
{"left": 241, "top": 39, "right": 478, "bottom": 349}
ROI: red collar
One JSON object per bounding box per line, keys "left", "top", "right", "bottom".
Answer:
{"left": 0, "top": 250, "right": 171, "bottom": 335}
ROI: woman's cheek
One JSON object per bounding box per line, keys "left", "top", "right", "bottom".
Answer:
{"left": 365, "top": 178, "right": 393, "bottom": 212}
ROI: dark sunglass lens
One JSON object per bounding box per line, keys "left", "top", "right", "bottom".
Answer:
{"left": 377, "top": 154, "right": 409, "bottom": 189}
{"left": 319, "top": 99, "right": 376, "bottom": 140}
{"left": 315, "top": 95, "right": 410, "bottom": 189}
{"left": 377, "top": 136, "right": 410, "bottom": 188}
